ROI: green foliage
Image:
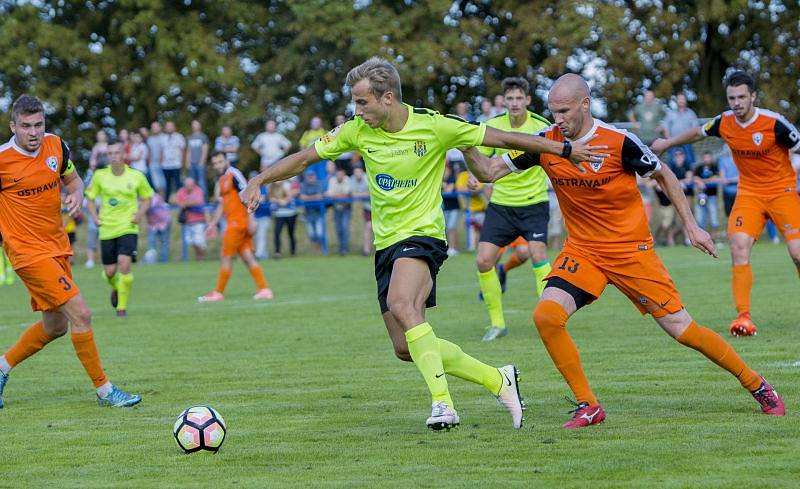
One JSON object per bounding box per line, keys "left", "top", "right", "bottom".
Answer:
{"left": 0, "top": 245, "right": 799, "bottom": 487}
{"left": 0, "top": 1, "right": 798, "bottom": 170}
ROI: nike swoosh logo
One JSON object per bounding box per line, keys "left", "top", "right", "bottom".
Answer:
{"left": 532, "top": 233, "right": 544, "bottom": 238}
{"left": 660, "top": 298, "right": 671, "bottom": 308}
{"left": 402, "top": 247, "right": 415, "bottom": 252}
{"left": 503, "top": 372, "right": 512, "bottom": 387}
{"left": 13, "top": 177, "right": 22, "bottom": 183}
{"left": 547, "top": 162, "right": 560, "bottom": 166}
{"left": 435, "top": 372, "right": 445, "bottom": 378}
{"left": 580, "top": 408, "right": 601, "bottom": 423}
{"left": 367, "top": 149, "right": 378, "bottom": 153}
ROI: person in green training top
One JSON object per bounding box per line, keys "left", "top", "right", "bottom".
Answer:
{"left": 241, "top": 57, "right": 604, "bottom": 431}
{"left": 86, "top": 142, "right": 154, "bottom": 317}
{"left": 475, "top": 77, "right": 553, "bottom": 342}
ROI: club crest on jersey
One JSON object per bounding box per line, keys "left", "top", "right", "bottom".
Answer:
{"left": 589, "top": 157, "right": 605, "bottom": 173}
{"left": 413, "top": 140, "right": 427, "bottom": 157}
{"left": 752, "top": 132, "right": 763, "bottom": 146}
{"left": 46, "top": 156, "right": 58, "bottom": 172}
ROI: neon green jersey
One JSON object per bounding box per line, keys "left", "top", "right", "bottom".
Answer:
{"left": 315, "top": 105, "right": 486, "bottom": 250}
{"left": 478, "top": 111, "right": 550, "bottom": 206}
{"left": 85, "top": 166, "right": 154, "bottom": 240}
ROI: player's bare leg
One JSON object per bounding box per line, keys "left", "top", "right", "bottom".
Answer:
{"left": 729, "top": 232, "right": 757, "bottom": 336}
{"left": 476, "top": 241, "right": 507, "bottom": 340}
{"left": 787, "top": 238, "right": 800, "bottom": 278}
{"left": 57, "top": 294, "right": 141, "bottom": 407}
{"left": 654, "top": 308, "right": 784, "bottom": 415}
{"left": 533, "top": 286, "right": 605, "bottom": 428}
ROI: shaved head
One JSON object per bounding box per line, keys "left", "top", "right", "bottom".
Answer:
{"left": 549, "top": 74, "right": 590, "bottom": 103}
{"left": 547, "top": 74, "right": 593, "bottom": 140}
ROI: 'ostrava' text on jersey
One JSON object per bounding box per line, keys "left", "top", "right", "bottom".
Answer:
{"left": 503, "top": 119, "right": 661, "bottom": 252}
{"left": 0, "top": 134, "right": 75, "bottom": 269}
{"left": 315, "top": 105, "right": 486, "bottom": 250}
{"left": 219, "top": 167, "right": 249, "bottom": 229}
{"left": 478, "top": 111, "right": 551, "bottom": 207}
{"left": 703, "top": 108, "right": 800, "bottom": 196}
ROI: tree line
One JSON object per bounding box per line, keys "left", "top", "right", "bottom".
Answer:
{"left": 0, "top": 0, "right": 797, "bottom": 170}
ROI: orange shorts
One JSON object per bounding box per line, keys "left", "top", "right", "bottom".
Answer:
{"left": 222, "top": 226, "right": 253, "bottom": 257}
{"left": 547, "top": 242, "right": 683, "bottom": 318}
{"left": 16, "top": 255, "right": 80, "bottom": 312}
{"left": 728, "top": 192, "right": 800, "bottom": 241}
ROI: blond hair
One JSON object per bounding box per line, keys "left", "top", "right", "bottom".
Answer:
{"left": 345, "top": 57, "right": 403, "bottom": 102}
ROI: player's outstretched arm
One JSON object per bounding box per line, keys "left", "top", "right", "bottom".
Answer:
{"left": 481, "top": 127, "right": 608, "bottom": 168}
{"left": 61, "top": 171, "right": 84, "bottom": 218}
{"left": 650, "top": 126, "right": 705, "bottom": 156}
{"left": 461, "top": 147, "right": 511, "bottom": 183}
{"left": 651, "top": 163, "right": 718, "bottom": 258}
{"left": 240, "top": 146, "right": 321, "bottom": 212}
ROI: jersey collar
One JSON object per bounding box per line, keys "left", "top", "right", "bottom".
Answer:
{"left": 9, "top": 136, "right": 41, "bottom": 158}
{"left": 734, "top": 108, "right": 760, "bottom": 128}
{"left": 571, "top": 118, "right": 600, "bottom": 143}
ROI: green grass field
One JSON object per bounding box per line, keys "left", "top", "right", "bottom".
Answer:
{"left": 0, "top": 244, "right": 798, "bottom": 488}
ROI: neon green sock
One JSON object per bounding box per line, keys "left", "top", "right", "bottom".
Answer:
{"left": 438, "top": 339, "right": 502, "bottom": 395}
{"left": 405, "top": 323, "right": 453, "bottom": 407}
{"left": 532, "top": 260, "right": 552, "bottom": 297}
{"left": 102, "top": 270, "right": 119, "bottom": 290}
{"left": 116, "top": 273, "right": 134, "bottom": 310}
{"left": 478, "top": 268, "right": 505, "bottom": 328}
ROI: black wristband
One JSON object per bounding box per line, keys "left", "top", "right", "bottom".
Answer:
{"left": 561, "top": 140, "right": 572, "bottom": 159}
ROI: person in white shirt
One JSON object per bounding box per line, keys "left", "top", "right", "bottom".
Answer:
{"left": 162, "top": 121, "right": 186, "bottom": 202}
{"left": 129, "top": 132, "right": 149, "bottom": 174}
{"left": 251, "top": 120, "right": 291, "bottom": 171}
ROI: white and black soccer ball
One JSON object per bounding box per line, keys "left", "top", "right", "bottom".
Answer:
{"left": 173, "top": 406, "right": 227, "bottom": 454}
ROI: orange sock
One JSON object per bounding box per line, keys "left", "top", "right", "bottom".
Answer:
{"left": 71, "top": 330, "right": 108, "bottom": 388}
{"left": 731, "top": 264, "right": 752, "bottom": 314}
{"left": 503, "top": 252, "right": 525, "bottom": 272}
{"left": 216, "top": 266, "right": 232, "bottom": 293}
{"left": 248, "top": 265, "right": 269, "bottom": 290}
{"left": 4, "top": 321, "right": 54, "bottom": 368}
{"left": 676, "top": 321, "right": 761, "bottom": 391}
{"left": 533, "top": 300, "right": 598, "bottom": 405}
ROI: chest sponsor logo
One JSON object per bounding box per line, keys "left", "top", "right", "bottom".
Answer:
{"left": 16, "top": 178, "right": 60, "bottom": 197}
{"left": 413, "top": 140, "right": 427, "bottom": 157}
{"left": 375, "top": 173, "right": 417, "bottom": 191}
{"left": 109, "top": 198, "right": 120, "bottom": 207}
{"left": 550, "top": 175, "right": 612, "bottom": 189}
{"left": 752, "top": 132, "right": 763, "bottom": 146}
{"left": 46, "top": 156, "right": 59, "bottom": 172}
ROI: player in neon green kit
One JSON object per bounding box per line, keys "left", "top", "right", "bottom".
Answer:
{"left": 85, "top": 142, "right": 153, "bottom": 317}
{"left": 476, "top": 77, "right": 552, "bottom": 341}
{"left": 241, "top": 57, "right": 604, "bottom": 431}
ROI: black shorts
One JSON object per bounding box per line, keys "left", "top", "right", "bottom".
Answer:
{"left": 479, "top": 201, "right": 550, "bottom": 246}
{"left": 100, "top": 234, "right": 138, "bottom": 265}
{"left": 374, "top": 236, "right": 448, "bottom": 314}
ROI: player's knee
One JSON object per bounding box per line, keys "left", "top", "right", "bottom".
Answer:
{"left": 475, "top": 253, "right": 495, "bottom": 273}
{"left": 387, "top": 299, "right": 415, "bottom": 324}
{"left": 532, "top": 300, "right": 567, "bottom": 336}
{"left": 45, "top": 320, "right": 68, "bottom": 338}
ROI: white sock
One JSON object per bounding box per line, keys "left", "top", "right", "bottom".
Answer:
{"left": 96, "top": 381, "right": 113, "bottom": 398}
{"left": 0, "top": 355, "right": 11, "bottom": 376}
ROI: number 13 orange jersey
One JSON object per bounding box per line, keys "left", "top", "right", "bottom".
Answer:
{"left": 503, "top": 120, "right": 661, "bottom": 253}
{"left": 0, "top": 134, "right": 75, "bottom": 269}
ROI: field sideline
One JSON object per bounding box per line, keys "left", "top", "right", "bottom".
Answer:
{"left": 0, "top": 244, "right": 798, "bottom": 488}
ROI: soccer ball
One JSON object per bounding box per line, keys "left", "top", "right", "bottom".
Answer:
{"left": 173, "top": 406, "right": 227, "bottom": 453}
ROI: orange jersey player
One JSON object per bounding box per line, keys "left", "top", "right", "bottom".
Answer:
{"left": 198, "top": 151, "right": 273, "bottom": 302}
{"left": 652, "top": 71, "right": 800, "bottom": 336}
{"left": 463, "top": 74, "right": 784, "bottom": 428}
{"left": 0, "top": 95, "right": 140, "bottom": 409}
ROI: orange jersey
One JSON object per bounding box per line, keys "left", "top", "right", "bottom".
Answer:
{"left": 703, "top": 108, "right": 800, "bottom": 196}
{"left": 0, "top": 134, "right": 76, "bottom": 269}
{"left": 504, "top": 120, "right": 661, "bottom": 252}
{"left": 217, "top": 167, "right": 249, "bottom": 228}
